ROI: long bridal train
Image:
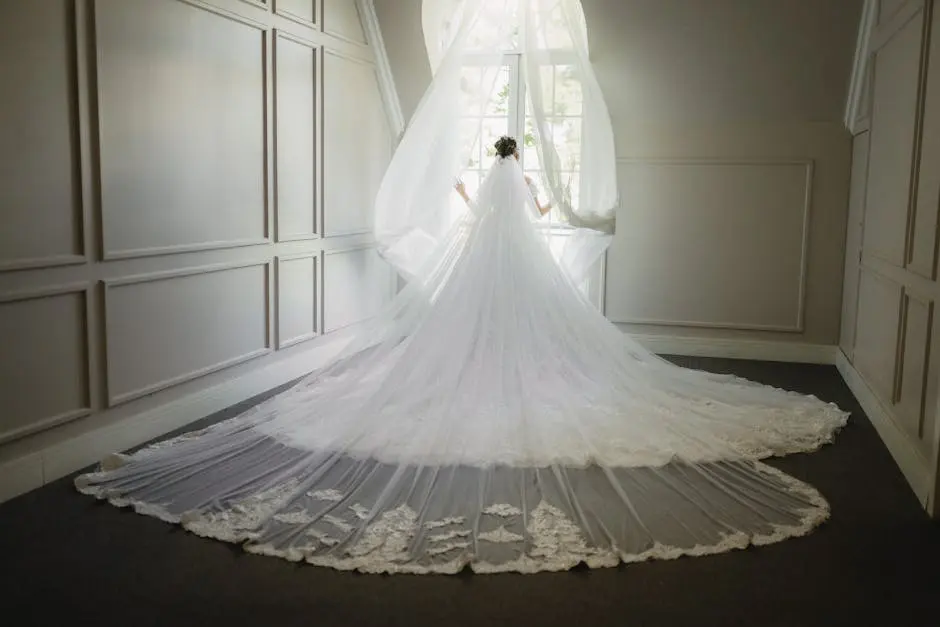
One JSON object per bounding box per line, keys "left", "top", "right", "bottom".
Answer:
{"left": 76, "top": 159, "right": 848, "bottom": 574}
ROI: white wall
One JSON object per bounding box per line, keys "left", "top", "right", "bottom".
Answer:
{"left": 374, "top": 0, "right": 862, "bottom": 351}
{"left": 0, "top": 0, "right": 396, "bottom": 501}
{"left": 840, "top": 0, "right": 940, "bottom": 516}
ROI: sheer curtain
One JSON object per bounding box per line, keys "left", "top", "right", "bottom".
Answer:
{"left": 375, "top": 0, "right": 617, "bottom": 285}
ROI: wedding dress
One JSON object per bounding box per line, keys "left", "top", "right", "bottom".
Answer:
{"left": 76, "top": 157, "right": 848, "bottom": 574}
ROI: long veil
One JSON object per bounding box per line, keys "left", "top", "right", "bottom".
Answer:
{"left": 75, "top": 150, "right": 848, "bottom": 574}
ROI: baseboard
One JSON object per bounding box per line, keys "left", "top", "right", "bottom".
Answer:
{"left": 631, "top": 334, "right": 839, "bottom": 364}
{"left": 835, "top": 350, "right": 931, "bottom": 507}
{"left": 0, "top": 340, "right": 345, "bottom": 504}
{"left": 0, "top": 452, "right": 43, "bottom": 505}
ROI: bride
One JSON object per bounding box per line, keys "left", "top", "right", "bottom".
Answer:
{"left": 76, "top": 133, "right": 848, "bottom": 575}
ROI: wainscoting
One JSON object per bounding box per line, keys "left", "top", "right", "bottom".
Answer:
{"left": 841, "top": 0, "right": 940, "bottom": 516}
{"left": 0, "top": 0, "right": 398, "bottom": 500}
{"left": 608, "top": 158, "right": 813, "bottom": 334}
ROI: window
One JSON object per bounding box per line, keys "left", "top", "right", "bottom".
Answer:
{"left": 523, "top": 58, "right": 583, "bottom": 224}
{"left": 455, "top": 51, "right": 583, "bottom": 226}
{"left": 452, "top": 56, "right": 510, "bottom": 222}
{"left": 428, "top": 0, "right": 604, "bottom": 304}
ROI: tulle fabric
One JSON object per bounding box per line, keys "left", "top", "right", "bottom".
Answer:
{"left": 76, "top": 159, "right": 848, "bottom": 574}
{"left": 378, "top": 0, "right": 617, "bottom": 285}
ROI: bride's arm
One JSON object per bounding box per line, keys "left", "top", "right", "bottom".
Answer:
{"left": 454, "top": 180, "right": 471, "bottom": 205}
{"left": 525, "top": 176, "right": 552, "bottom": 216}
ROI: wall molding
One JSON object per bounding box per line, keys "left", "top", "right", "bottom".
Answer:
{"left": 275, "top": 252, "right": 321, "bottom": 349}
{"left": 76, "top": 0, "right": 98, "bottom": 272}
{"left": 320, "top": 49, "right": 385, "bottom": 238}
{"left": 0, "top": 333, "right": 348, "bottom": 504}
{"left": 235, "top": 0, "right": 269, "bottom": 12}
{"left": 273, "top": 29, "right": 323, "bottom": 243}
{"left": 611, "top": 158, "right": 813, "bottom": 334}
{"left": 178, "top": 0, "right": 270, "bottom": 30}
{"left": 0, "top": 452, "right": 43, "bottom": 507}
{"left": 0, "top": 0, "right": 402, "bottom": 505}
{"left": 897, "top": 291, "right": 934, "bottom": 437}
{"left": 323, "top": 0, "right": 370, "bottom": 48}
{"left": 862, "top": 253, "right": 940, "bottom": 302}
{"left": 871, "top": 0, "right": 928, "bottom": 52}
{"left": 629, "top": 333, "right": 839, "bottom": 365}
{"left": 836, "top": 349, "right": 932, "bottom": 507}
{"left": 321, "top": 244, "right": 396, "bottom": 333}
{"left": 103, "top": 237, "right": 273, "bottom": 262}
{"left": 335, "top": 242, "right": 395, "bottom": 300}
{"left": 357, "top": 0, "right": 406, "bottom": 139}
{"left": 272, "top": 0, "right": 320, "bottom": 29}
{"left": 841, "top": 1, "right": 932, "bottom": 134}
{"left": 845, "top": 0, "right": 878, "bottom": 133}
{"left": 904, "top": 0, "right": 936, "bottom": 278}
{"left": 0, "top": 255, "right": 87, "bottom": 273}
{"left": 102, "top": 260, "right": 273, "bottom": 406}
{"left": 0, "top": 283, "right": 94, "bottom": 445}
{"left": 0, "top": 0, "right": 87, "bottom": 274}
{"left": 97, "top": 2, "right": 271, "bottom": 261}
{"left": 852, "top": 266, "right": 905, "bottom": 404}
{"left": 931, "top": 371, "right": 940, "bottom": 516}
{"left": 841, "top": 129, "right": 873, "bottom": 362}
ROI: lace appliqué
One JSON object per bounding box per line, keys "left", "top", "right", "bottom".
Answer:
{"left": 79, "top": 466, "right": 828, "bottom": 575}
{"left": 182, "top": 480, "right": 301, "bottom": 543}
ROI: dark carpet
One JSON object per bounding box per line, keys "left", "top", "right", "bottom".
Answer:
{"left": 1, "top": 356, "right": 938, "bottom": 627}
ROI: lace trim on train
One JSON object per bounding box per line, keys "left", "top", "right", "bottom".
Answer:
{"left": 76, "top": 463, "right": 830, "bottom": 575}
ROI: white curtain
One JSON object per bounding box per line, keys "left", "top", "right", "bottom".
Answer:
{"left": 374, "top": 0, "right": 617, "bottom": 285}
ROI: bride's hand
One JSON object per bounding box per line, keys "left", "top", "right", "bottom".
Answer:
{"left": 454, "top": 180, "right": 466, "bottom": 195}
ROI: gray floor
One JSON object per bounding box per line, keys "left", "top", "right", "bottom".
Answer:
{"left": 1, "top": 356, "right": 938, "bottom": 627}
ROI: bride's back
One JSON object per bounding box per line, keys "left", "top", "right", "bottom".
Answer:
{"left": 473, "top": 156, "right": 540, "bottom": 224}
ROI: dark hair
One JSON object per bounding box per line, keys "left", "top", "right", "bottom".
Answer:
{"left": 494, "top": 136, "right": 517, "bottom": 159}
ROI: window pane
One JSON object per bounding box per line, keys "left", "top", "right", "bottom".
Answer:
{"left": 566, "top": 172, "right": 580, "bottom": 208}
{"left": 522, "top": 116, "right": 581, "bottom": 172}
{"left": 554, "top": 65, "right": 582, "bottom": 116}
{"left": 522, "top": 116, "right": 541, "bottom": 171}
{"left": 552, "top": 117, "right": 582, "bottom": 170}
{"left": 485, "top": 66, "right": 512, "bottom": 116}
{"left": 458, "top": 66, "right": 484, "bottom": 113}
{"left": 459, "top": 64, "right": 509, "bottom": 116}
{"left": 459, "top": 62, "right": 512, "bottom": 171}
{"left": 526, "top": 65, "right": 555, "bottom": 116}
{"left": 458, "top": 118, "right": 482, "bottom": 169}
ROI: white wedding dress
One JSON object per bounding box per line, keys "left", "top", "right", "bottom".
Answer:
{"left": 76, "top": 157, "right": 848, "bottom": 574}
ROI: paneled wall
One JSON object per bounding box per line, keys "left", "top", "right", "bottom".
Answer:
{"left": 0, "top": 0, "right": 396, "bottom": 500}
{"left": 375, "top": 0, "right": 861, "bottom": 352}
{"left": 841, "top": 0, "right": 940, "bottom": 513}
{"left": 608, "top": 159, "right": 813, "bottom": 334}
{"left": 586, "top": 0, "right": 859, "bottom": 349}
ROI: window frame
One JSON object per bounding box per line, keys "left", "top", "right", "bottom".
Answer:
{"left": 459, "top": 49, "right": 582, "bottom": 227}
